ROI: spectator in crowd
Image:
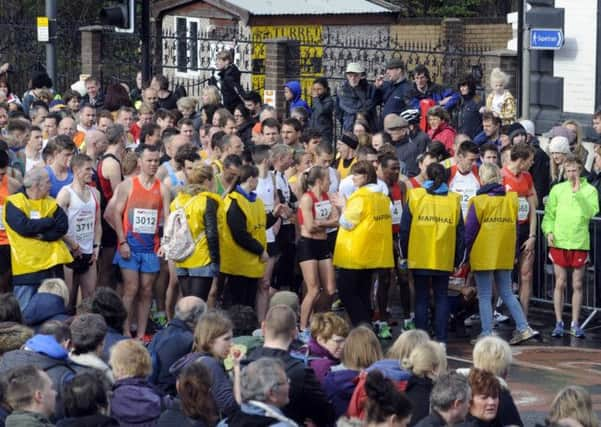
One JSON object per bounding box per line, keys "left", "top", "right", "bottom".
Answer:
{"left": 484, "top": 68, "right": 516, "bottom": 125}
{"left": 519, "top": 119, "right": 550, "bottom": 207}
{"left": 22, "top": 70, "right": 53, "bottom": 116}
{"left": 401, "top": 163, "right": 464, "bottom": 344}
{"left": 383, "top": 114, "right": 421, "bottom": 177}
{"left": 542, "top": 155, "right": 598, "bottom": 338}
{"left": 474, "top": 112, "right": 501, "bottom": 146}
{"left": 69, "top": 313, "right": 113, "bottom": 384}
{"left": 151, "top": 74, "right": 180, "bottom": 110}
{"left": 375, "top": 58, "right": 411, "bottom": 120}
{"left": 241, "top": 91, "right": 262, "bottom": 122}
{"left": 460, "top": 336, "right": 523, "bottom": 426}
{"left": 234, "top": 104, "right": 253, "bottom": 148}
{"left": 109, "top": 339, "right": 165, "bottom": 426}
{"left": 547, "top": 386, "right": 599, "bottom": 427}
{"left": 363, "top": 369, "right": 413, "bottom": 427}
{"left": 158, "top": 362, "right": 218, "bottom": 427}
{"left": 304, "top": 312, "right": 350, "bottom": 383}
{"left": 462, "top": 369, "right": 501, "bottom": 427}
{"left": 211, "top": 50, "right": 243, "bottom": 113}
{"left": 427, "top": 106, "right": 457, "bottom": 156}
{"left": 104, "top": 83, "right": 132, "bottom": 112}
{"left": 309, "top": 77, "right": 334, "bottom": 144}
{"left": 80, "top": 76, "right": 104, "bottom": 109}
{"left": 456, "top": 74, "right": 483, "bottom": 139}
{"left": 284, "top": 80, "right": 310, "bottom": 118}
{"left": 148, "top": 296, "right": 206, "bottom": 394}
{"left": 336, "top": 62, "right": 378, "bottom": 132}
{"left": 414, "top": 372, "right": 471, "bottom": 427}
{"left": 549, "top": 133, "right": 580, "bottom": 187}
{"left": 58, "top": 370, "right": 119, "bottom": 427}
{"left": 22, "top": 278, "right": 70, "bottom": 330}
{"left": 324, "top": 325, "right": 383, "bottom": 418}
{"left": 245, "top": 305, "right": 334, "bottom": 426}
{"left": 220, "top": 358, "right": 297, "bottom": 427}
{"left": 3, "top": 166, "right": 72, "bottom": 310}
{"left": 403, "top": 341, "right": 447, "bottom": 426}
{"left": 90, "top": 287, "right": 128, "bottom": 361}
{"left": 4, "top": 366, "right": 56, "bottom": 427}
{"left": 0, "top": 293, "right": 33, "bottom": 356}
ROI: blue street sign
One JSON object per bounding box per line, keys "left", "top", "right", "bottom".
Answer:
{"left": 530, "top": 28, "right": 564, "bottom": 50}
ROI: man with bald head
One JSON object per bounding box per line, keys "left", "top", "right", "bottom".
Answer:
{"left": 84, "top": 130, "right": 109, "bottom": 164}
{"left": 148, "top": 296, "right": 206, "bottom": 394}
{"left": 156, "top": 133, "right": 189, "bottom": 185}
{"left": 58, "top": 117, "right": 77, "bottom": 139}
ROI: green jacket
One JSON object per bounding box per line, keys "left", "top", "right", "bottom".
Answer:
{"left": 541, "top": 178, "right": 599, "bottom": 250}
{"left": 5, "top": 410, "right": 54, "bottom": 427}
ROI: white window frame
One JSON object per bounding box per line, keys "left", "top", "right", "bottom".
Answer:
{"left": 174, "top": 16, "right": 202, "bottom": 77}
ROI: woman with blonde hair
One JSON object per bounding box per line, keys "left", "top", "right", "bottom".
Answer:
{"left": 323, "top": 326, "right": 383, "bottom": 418}
{"left": 305, "top": 312, "right": 350, "bottom": 383}
{"left": 170, "top": 310, "right": 238, "bottom": 418}
{"left": 548, "top": 386, "right": 599, "bottom": 427}
{"left": 201, "top": 85, "right": 222, "bottom": 107}
{"left": 402, "top": 341, "right": 447, "bottom": 426}
{"left": 386, "top": 329, "right": 430, "bottom": 361}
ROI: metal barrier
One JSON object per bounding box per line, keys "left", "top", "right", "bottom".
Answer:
{"left": 533, "top": 210, "right": 600, "bottom": 329}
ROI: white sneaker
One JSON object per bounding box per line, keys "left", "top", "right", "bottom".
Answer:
{"left": 464, "top": 314, "right": 480, "bottom": 327}
{"left": 493, "top": 311, "right": 509, "bottom": 324}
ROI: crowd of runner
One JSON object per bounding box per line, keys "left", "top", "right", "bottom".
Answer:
{"left": 0, "top": 51, "right": 599, "bottom": 426}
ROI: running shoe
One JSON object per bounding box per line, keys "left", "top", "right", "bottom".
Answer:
{"left": 551, "top": 321, "right": 565, "bottom": 337}
{"left": 403, "top": 318, "right": 416, "bottom": 330}
{"left": 141, "top": 334, "right": 153, "bottom": 345}
{"left": 298, "top": 328, "right": 312, "bottom": 344}
{"left": 570, "top": 324, "right": 585, "bottom": 338}
{"left": 331, "top": 298, "right": 344, "bottom": 312}
{"left": 464, "top": 314, "right": 480, "bottom": 327}
{"left": 377, "top": 322, "right": 392, "bottom": 340}
{"left": 493, "top": 311, "right": 509, "bottom": 324}
{"left": 151, "top": 311, "right": 168, "bottom": 329}
{"left": 509, "top": 326, "right": 540, "bottom": 345}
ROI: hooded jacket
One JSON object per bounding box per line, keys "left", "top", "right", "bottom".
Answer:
{"left": 305, "top": 338, "right": 339, "bottom": 384}
{"left": 284, "top": 81, "right": 311, "bottom": 116}
{"left": 322, "top": 366, "right": 360, "bottom": 419}
{"left": 22, "top": 293, "right": 69, "bottom": 329}
{"left": 0, "top": 321, "right": 33, "bottom": 356}
{"left": 308, "top": 93, "right": 334, "bottom": 144}
{"left": 110, "top": 377, "right": 165, "bottom": 427}
{"left": 336, "top": 79, "right": 378, "bottom": 132}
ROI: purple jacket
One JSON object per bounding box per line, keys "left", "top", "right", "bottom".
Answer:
{"left": 110, "top": 377, "right": 166, "bottom": 427}
{"left": 307, "top": 339, "right": 339, "bottom": 384}
{"left": 464, "top": 183, "right": 519, "bottom": 259}
{"left": 323, "top": 368, "right": 359, "bottom": 418}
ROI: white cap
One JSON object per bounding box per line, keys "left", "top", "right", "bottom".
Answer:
{"left": 345, "top": 62, "right": 364, "bottom": 74}
{"left": 549, "top": 136, "right": 570, "bottom": 154}
{"left": 519, "top": 119, "right": 535, "bottom": 136}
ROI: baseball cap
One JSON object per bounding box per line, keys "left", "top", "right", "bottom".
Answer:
{"left": 346, "top": 62, "right": 364, "bottom": 74}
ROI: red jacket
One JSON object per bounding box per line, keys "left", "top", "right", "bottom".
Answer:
{"left": 428, "top": 122, "right": 457, "bottom": 156}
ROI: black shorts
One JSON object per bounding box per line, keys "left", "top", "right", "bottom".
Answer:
{"left": 326, "top": 229, "right": 338, "bottom": 253}
{"left": 517, "top": 223, "right": 530, "bottom": 256}
{"left": 66, "top": 254, "right": 93, "bottom": 274}
{"left": 101, "top": 218, "right": 117, "bottom": 247}
{"left": 0, "top": 245, "right": 10, "bottom": 274}
{"left": 267, "top": 241, "right": 280, "bottom": 258}
{"left": 297, "top": 236, "right": 332, "bottom": 263}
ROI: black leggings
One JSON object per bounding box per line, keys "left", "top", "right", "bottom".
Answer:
{"left": 337, "top": 268, "right": 373, "bottom": 326}
{"left": 179, "top": 276, "right": 213, "bottom": 301}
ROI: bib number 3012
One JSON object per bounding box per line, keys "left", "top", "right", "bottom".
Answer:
{"left": 133, "top": 208, "right": 158, "bottom": 234}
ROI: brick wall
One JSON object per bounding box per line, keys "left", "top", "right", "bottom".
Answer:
{"left": 389, "top": 25, "right": 442, "bottom": 47}
{"left": 464, "top": 24, "right": 513, "bottom": 49}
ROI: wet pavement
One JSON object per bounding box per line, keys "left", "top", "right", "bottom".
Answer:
{"left": 446, "top": 305, "right": 601, "bottom": 425}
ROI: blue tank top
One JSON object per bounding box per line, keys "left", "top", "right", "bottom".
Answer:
{"left": 46, "top": 166, "right": 74, "bottom": 198}
{"left": 163, "top": 161, "right": 184, "bottom": 188}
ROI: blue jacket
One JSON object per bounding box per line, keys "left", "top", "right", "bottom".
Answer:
{"left": 378, "top": 78, "right": 412, "bottom": 118}
{"left": 308, "top": 94, "right": 334, "bottom": 144}
{"left": 407, "top": 83, "right": 460, "bottom": 111}
{"left": 148, "top": 318, "right": 194, "bottom": 395}
{"left": 457, "top": 95, "right": 483, "bottom": 139}
{"left": 473, "top": 131, "right": 500, "bottom": 147}
{"left": 336, "top": 79, "right": 379, "bottom": 132}
{"left": 323, "top": 367, "right": 359, "bottom": 418}
{"left": 22, "top": 293, "right": 69, "bottom": 330}
{"left": 102, "top": 327, "right": 127, "bottom": 362}
{"left": 285, "top": 81, "right": 311, "bottom": 116}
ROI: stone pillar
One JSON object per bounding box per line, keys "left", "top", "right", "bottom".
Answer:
{"left": 264, "top": 38, "right": 300, "bottom": 119}
{"left": 441, "top": 18, "right": 464, "bottom": 52}
{"left": 484, "top": 49, "right": 518, "bottom": 98}
{"left": 79, "top": 26, "right": 104, "bottom": 79}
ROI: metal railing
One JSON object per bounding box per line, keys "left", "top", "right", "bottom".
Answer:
{"left": 533, "top": 211, "right": 600, "bottom": 329}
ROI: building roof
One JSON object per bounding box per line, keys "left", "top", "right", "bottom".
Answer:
{"left": 222, "top": 0, "right": 399, "bottom": 15}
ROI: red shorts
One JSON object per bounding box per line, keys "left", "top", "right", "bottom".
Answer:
{"left": 549, "top": 248, "right": 588, "bottom": 269}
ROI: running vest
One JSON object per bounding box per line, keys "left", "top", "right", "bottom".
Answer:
{"left": 97, "top": 153, "right": 122, "bottom": 207}
{"left": 501, "top": 166, "right": 534, "bottom": 225}
{"left": 389, "top": 182, "right": 403, "bottom": 234}
{"left": 163, "top": 161, "right": 184, "bottom": 188}
{"left": 336, "top": 156, "right": 356, "bottom": 180}
{"left": 333, "top": 186, "right": 394, "bottom": 269}
{"left": 256, "top": 172, "right": 277, "bottom": 243}
{"left": 0, "top": 175, "right": 8, "bottom": 245}
{"left": 407, "top": 188, "right": 461, "bottom": 272}
{"left": 2, "top": 193, "right": 73, "bottom": 275}
{"left": 123, "top": 176, "right": 163, "bottom": 253}
{"left": 298, "top": 191, "right": 332, "bottom": 226}
{"left": 468, "top": 192, "right": 518, "bottom": 271}
{"left": 448, "top": 165, "right": 480, "bottom": 218}
{"left": 221, "top": 191, "right": 267, "bottom": 278}
{"left": 65, "top": 185, "right": 98, "bottom": 255}
{"left": 170, "top": 191, "right": 224, "bottom": 269}
{"left": 409, "top": 177, "right": 422, "bottom": 189}
{"left": 46, "top": 166, "right": 74, "bottom": 198}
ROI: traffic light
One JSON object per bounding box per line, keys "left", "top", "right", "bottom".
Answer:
{"left": 100, "top": 0, "right": 135, "bottom": 33}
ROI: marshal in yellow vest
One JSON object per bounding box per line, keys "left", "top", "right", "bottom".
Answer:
{"left": 468, "top": 192, "right": 518, "bottom": 271}
{"left": 333, "top": 186, "right": 394, "bottom": 269}
{"left": 407, "top": 188, "right": 461, "bottom": 272}
{"left": 3, "top": 193, "right": 73, "bottom": 276}
{"left": 170, "top": 191, "right": 224, "bottom": 269}
{"left": 220, "top": 191, "right": 267, "bottom": 278}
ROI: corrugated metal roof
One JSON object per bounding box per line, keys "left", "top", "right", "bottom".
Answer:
{"left": 224, "top": 0, "right": 397, "bottom": 15}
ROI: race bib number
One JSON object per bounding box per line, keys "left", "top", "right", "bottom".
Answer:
{"left": 391, "top": 200, "right": 403, "bottom": 225}
{"left": 133, "top": 208, "right": 158, "bottom": 234}
{"left": 314, "top": 200, "right": 332, "bottom": 221}
{"left": 0, "top": 206, "right": 4, "bottom": 231}
{"left": 459, "top": 189, "right": 476, "bottom": 217}
{"left": 30, "top": 210, "right": 41, "bottom": 220}
{"left": 518, "top": 197, "right": 530, "bottom": 222}
{"left": 74, "top": 210, "right": 94, "bottom": 242}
